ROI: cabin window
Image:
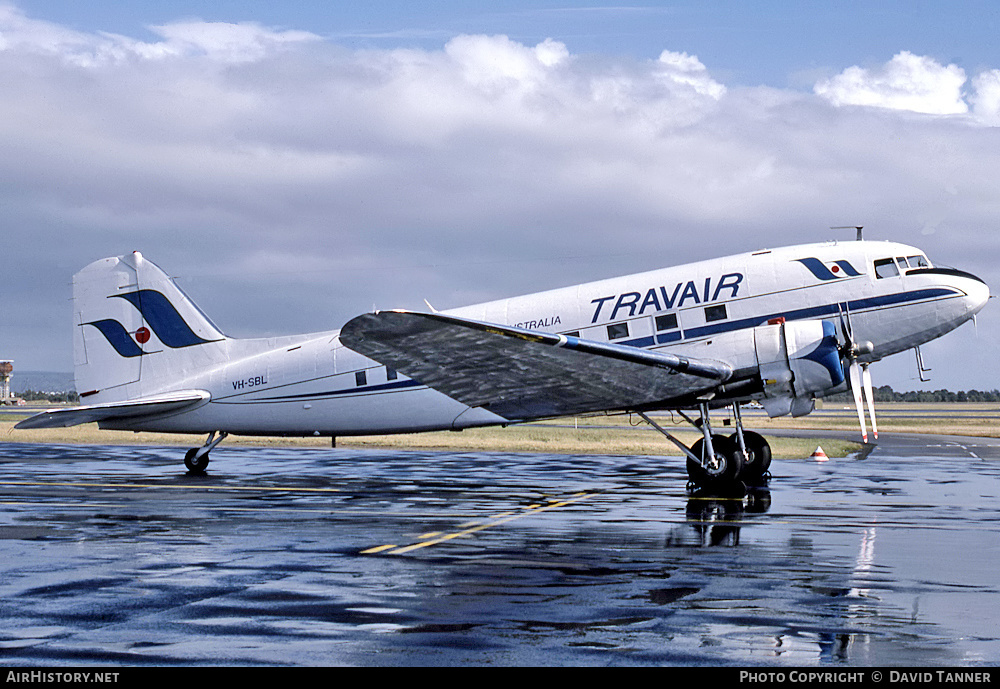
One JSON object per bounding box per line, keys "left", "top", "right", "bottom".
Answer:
{"left": 607, "top": 323, "right": 629, "bottom": 340}
{"left": 563, "top": 331, "right": 580, "bottom": 338}
{"left": 655, "top": 313, "right": 678, "bottom": 331}
{"left": 355, "top": 370, "right": 367, "bottom": 386}
{"left": 704, "top": 304, "right": 727, "bottom": 322}
{"left": 386, "top": 368, "right": 397, "bottom": 381}
{"left": 874, "top": 258, "right": 899, "bottom": 279}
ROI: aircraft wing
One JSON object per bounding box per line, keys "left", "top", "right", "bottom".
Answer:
{"left": 340, "top": 310, "right": 732, "bottom": 419}
{"left": 14, "top": 390, "right": 211, "bottom": 430}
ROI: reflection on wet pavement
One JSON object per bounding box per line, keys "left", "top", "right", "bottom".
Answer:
{"left": 0, "top": 434, "right": 998, "bottom": 666}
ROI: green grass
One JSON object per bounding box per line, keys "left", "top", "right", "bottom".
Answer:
{"left": 2, "top": 412, "right": 858, "bottom": 459}
{"left": 11, "top": 400, "right": 994, "bottom": 458}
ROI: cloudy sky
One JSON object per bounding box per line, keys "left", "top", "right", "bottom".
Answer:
{"left": 1, "top": 1, "right": 998, "bottom": 392}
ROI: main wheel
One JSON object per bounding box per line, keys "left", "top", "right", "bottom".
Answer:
{"left": 184, "top": 448, "right": 210, "bottom": 474}
{"left": 732, "top": 431, "right": 771, "bottom": 482}
{"left": 687, "top": 434, "right": 743, "bottom": 486}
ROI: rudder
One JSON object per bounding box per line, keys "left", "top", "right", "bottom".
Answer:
{"left": 73, "top": 252, "right": 228, "bottom": 403}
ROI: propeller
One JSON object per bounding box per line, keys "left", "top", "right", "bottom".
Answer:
{"left": 838, "top": 304, "right": 877, "bottom": 443}
{"left": 861, "top": 362, "right": 878, "bottom": 442}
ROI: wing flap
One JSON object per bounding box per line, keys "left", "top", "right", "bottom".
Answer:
{"left": 340, "top": 311, "right": 731, "bottom": 419}
{"left": 14, "top": 390, "right": 211, "bottom": 430}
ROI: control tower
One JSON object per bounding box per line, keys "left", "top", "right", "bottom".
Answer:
{"left": 0, "top": 360, "right": 11, "bottom": 404}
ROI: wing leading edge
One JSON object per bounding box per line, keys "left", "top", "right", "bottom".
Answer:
{"left": 340, "top": 310, "right": 732, "bottom": 420}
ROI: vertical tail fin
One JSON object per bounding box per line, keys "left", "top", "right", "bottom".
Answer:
{"left": 73, "top": 252, "right": 228, "bottom": 403}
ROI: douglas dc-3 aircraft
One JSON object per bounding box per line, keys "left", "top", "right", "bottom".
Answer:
{"left": 17, "top": 236, "right": 989, "bottom": 486}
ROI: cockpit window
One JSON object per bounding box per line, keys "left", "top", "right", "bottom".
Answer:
{"left": 906, "top": 254, "right": 930, "bottom": 268}
{"left": 874, "top": 258, "right": 899, "bottom": 279}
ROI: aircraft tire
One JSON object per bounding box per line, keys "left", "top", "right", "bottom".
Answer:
{"left": 184, "top": 448, "right": 209, "bottom": 475}
{"left": 733, "top": 431, "right": 771, "bottom": 482}
{"left": 687, "top": 435, "right": 743, "bottom": 486}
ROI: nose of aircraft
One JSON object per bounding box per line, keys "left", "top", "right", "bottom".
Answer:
{"left": 959, "top": 269, "right": 991, "bottom": 317}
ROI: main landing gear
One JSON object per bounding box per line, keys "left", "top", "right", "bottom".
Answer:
{"left": 184, "top": 431, "right": 228, "bottom": 475}
{"left": 639, "top": 403, "right": 771, "bottom": 490}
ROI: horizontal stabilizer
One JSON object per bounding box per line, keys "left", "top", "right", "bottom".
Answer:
{"left": 340, "top": 310, "right": 731, "bottom": 419}
{"left": 14, "top": 390, "right": 211, "bottom": 430}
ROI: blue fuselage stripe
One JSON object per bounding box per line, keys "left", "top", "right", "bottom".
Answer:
{"left": 680, "top": 288, "right": 956, "bottom": 341}
{"left": 246, "top": 378, "right": 424, "bottom": 403}
{"left": 222, "top": 287, "right": 958, "bottom": 405}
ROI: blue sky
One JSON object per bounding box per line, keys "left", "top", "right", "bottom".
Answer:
{"left": 1, "top": 1, "right": 999, "bottom": 392}
{"left": 13, "top": 1, "right": 1000, "bottom": 88}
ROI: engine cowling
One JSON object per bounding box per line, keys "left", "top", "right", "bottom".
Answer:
{"left": 754, "top": 319, "right": 845, "bottom": 418}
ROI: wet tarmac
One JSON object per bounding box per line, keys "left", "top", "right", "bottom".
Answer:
{"left": 1, "top": 433, "right": 999, "bottom": 667}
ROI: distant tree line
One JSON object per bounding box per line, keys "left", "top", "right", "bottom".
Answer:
{"left": 11, "top": 386, "right": 1000, "bottom": 405}
{"left": 16, "top": 389, "right": 80, "bottom": 404}
{"left": 826, "top": 385, "right": 1000, "bottom": 403}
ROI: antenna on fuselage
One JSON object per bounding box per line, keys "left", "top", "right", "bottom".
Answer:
{"left": 831, "top": 226, "right": 864, "bottom": 241}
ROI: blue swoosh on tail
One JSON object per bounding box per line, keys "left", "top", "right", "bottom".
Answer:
{"left": 113, "top": 290, "right": 213, "bottom": 348}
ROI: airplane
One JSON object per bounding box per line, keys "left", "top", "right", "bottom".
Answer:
{"left": 16, "top": 236, "right": 989, "bottom": 487}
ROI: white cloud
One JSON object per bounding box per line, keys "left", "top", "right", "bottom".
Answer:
{"left": 971, "top": 69, "right": 1000, "bottom": 125}
{"left": 813, "top": 51, "right": 1000, "bottom": 126}
{"left": 657, "top": 50, "right": 726, "bottom": 99}
{"left": 444, "top": 34, "right": 566, "bottom": 91}
{"left": 143, "top": 21, "right": 320, "bottom": 64}
{"left": 0, "top": 5, "right": 320, "bottom": 66}
{"left": 814, "top": 51, "right": 968, "bottom": 115}
{"left": 0, "top": 4, "right": 96, "bottom": 58}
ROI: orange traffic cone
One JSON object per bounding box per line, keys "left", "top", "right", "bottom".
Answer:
{"left": 810, "top": 446, "right": 828, "bottom": 461}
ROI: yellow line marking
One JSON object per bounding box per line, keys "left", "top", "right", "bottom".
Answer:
{"left": 363, "top": 492, "right": 596, "bottom": 556}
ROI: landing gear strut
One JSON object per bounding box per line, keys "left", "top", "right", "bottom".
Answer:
{"left": 736, "top": 430, "right": 771, "bottom": 482}
{"left": 727, "top": 403, "right": 771, "bottom": 482}
{"left": 639, "top": 403, "right": 770, "bottom": 488}
{"left": 184, "top": 431, "right": 228, "bottom": 475}
{"left": 687, "top": 433, "right": 741, "bottom": 485}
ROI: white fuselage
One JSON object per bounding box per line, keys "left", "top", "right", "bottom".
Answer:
{"left": 106, "top": 240, "right": 989, "bottom": 436}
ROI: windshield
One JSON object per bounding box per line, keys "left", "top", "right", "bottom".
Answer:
{"left": 876, "top": 254, "right": 933, "bottom": 278}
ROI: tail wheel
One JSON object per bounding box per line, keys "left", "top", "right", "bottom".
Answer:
{"left": 184, "top": 448, "right": 210, "bottom": 475}
{"left": 687, "top": 434, "right": 743, "bottom": 485}
{"left": 732, "top": 431, "right": 771, "bottom": 482}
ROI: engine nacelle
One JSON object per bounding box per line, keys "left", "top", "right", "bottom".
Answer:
{"left": 754, "top": 319, "right": 845, "bottom": 418}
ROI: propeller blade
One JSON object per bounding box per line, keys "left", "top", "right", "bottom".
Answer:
{"left": 849, "top": 360, "right": 868, "bottom": 443}
{"left": 838, "top": 304, "right": 852, "bottom": 345}
{"left": 861, "top": 363, "right": 878, "bottom": 440}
